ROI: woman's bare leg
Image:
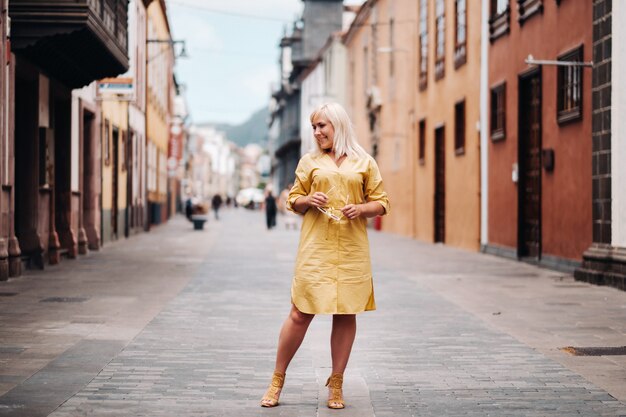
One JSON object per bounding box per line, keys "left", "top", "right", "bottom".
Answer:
{"left": 327, "top": 314, "right": 356, "bottom": 408}
{"left": 330, "top": 314, "right": 356, "bottom": 374}
{"left": 274, "top": 304, "right": 315, "bottom": 373}
{"left": 261, "top": 305, "right": 314, "bottom": 406}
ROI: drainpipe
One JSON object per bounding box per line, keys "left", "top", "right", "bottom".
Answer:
{"left": 480, "top": 0, "right": 489, "bottom": 247}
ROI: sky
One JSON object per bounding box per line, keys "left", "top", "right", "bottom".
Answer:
{"left": 166, "top": 0, "right": 363, "bottom": 125}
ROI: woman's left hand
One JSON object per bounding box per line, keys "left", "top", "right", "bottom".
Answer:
{"left": 341, "top": 204, "right": 363, "bottom": 220}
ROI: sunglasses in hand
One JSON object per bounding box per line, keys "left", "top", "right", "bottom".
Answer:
{"left": 317, "top": 186, "right": 350, "bottom": 221}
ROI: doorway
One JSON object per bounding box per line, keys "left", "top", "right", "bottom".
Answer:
{"left": 111, "top": 126, "right": 119, "bottom": 241}
{"left": 434, "top": 125, "right": 445, "bottom": 243}
{"left": 518, "top": 69, "right": 542, "bottom": 259}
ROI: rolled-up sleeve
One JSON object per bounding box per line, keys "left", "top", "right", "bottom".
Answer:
{"left": 364, "top": 157, "right": 390, "bottom": 215}
{"left": 286, "top": 157, "right": 311, "bottom": 214}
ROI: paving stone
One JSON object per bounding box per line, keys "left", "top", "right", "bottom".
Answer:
{"left": 1, "top": 210, "right": 625, "bottom": 416}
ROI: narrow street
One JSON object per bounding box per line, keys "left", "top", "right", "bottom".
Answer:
{"left": 0, "top": 208, "right": 625, "bottom": 416}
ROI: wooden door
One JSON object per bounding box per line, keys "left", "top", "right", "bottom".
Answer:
{"left": 518, "top": 69, "right": 542, "bottom": 258}
{"left": 434, "top": 126, "right": 445, "bottom": 243}
{"left": 111, "top": 127, "right": 119, "bottom": 240}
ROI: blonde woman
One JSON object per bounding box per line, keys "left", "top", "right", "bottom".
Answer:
{"left": 261, "top": 102, "right": 390, "bottom": 409}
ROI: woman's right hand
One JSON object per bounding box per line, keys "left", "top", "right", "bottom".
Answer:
{"left": 306, "top": 192, "right": 329, "bottom": 208}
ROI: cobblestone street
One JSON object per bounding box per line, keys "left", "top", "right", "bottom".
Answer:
{"left": 0, "top": 208, "right": 625, "bottom": 416}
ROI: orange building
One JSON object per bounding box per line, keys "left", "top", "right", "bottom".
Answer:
{"left": 486, "top": 0, "right": 592, "bottom": 270}
{"left": 344, "top": 0, "right": 419, "bottom": 238}
{"left": 415, "top": 0, "right": 482, "bottom": 249}
{"left": 344, "top": 0, "right": 481, "bottom": 249}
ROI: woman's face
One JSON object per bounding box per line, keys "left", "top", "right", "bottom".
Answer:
{"left": 312, "top": 114, "right": 335, "bottom": 151}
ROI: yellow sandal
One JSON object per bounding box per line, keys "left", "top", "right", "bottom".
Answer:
{"left": 260, "top": 371, "right": 285, "bottom": 407}
{"left": 326, "top": 373, "right": 345, "bottom": 409}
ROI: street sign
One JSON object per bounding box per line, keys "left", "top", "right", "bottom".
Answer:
{"left": 97, "top": 77, "right": 134, "bottom": 97}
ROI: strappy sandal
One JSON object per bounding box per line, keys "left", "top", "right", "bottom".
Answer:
{"left": 260, "top": 371, "right": 285, "bottom": 407}
{"left": 326, "top": 373, "right": 345, "bottom": 409}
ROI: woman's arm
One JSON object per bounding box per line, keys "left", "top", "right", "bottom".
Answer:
{"left": 340, "top": 201, "right": 385, "bottom": 220}
{"left": 291, "top": 192, "right": 330, "bottom": 214}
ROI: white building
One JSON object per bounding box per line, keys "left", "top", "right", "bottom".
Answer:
{"left": 299, "top": 32, "right": 349, "bottom": 155}
{"left": 194, "top": 125, "right": 238, "bottom": 199}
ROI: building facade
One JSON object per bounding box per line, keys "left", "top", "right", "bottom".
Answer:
{"left": 146, "top": 0, "right": 174, "bottom": 225}
{"left": 300, "top": 33, "right": 349, "bottom": 155}
{"left": 127, "top": 0, "right": 152, "bottom": 235}
{"left": 343, "top": 1, "right": 377, "bottom": 157}
{"left": 10, "top": 0, "right": 129, "bottom": 272}
{"left": 169, "top": 82, "right": 189, "bottom": 217}
{"left": 413, "top": 0, "right": 481, "bottom": 248}
{"left": 100, "top": 94, "right": 129, "bottom": 243}
{"left": 269, "top": 0, "right": 344, "bottom": 191}
{"left": 485, "top": 0, "right": 593, "bottom": 270}
{"left": 0, "top": 0, "right": 17, "bottom": 279}
{"left": 345, "top": 0, "right": 418, "bottom": 236}
{"left": 71, "top": 81, "right": 102, "bottom": 253}
{"left": 575, "top": 0, "right": 626, "bottom": 290}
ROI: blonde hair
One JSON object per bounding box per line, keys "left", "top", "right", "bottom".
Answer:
{"left": 309, "top": 102, "right": 368, "bottom": 160}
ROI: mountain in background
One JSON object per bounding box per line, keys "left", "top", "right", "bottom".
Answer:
{"left": 210, "top": 107, "right": 269, "bottom": 148}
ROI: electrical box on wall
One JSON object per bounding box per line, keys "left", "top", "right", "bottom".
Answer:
{"left": 542, "top": 149, "right": 555, "bottom": 172}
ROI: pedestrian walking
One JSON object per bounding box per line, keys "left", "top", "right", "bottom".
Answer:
{"left": 211, "top": 194, "right": 222, "bottom": 220}
{"left": 265, "top": 189, "right": 277, "bottom": 230}
{"left": 185, "top": 197, "right": 193, "bottom": 221}
{"left": 260, "top": 102, "right": 389, "bottom": 409}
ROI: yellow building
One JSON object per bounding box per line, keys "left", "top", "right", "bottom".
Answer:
{"left": 344, "top": 0, "right": 418, "bottom": 237}
{"left": 345, "top": 0, "right": 481, "bottom": 250}
{"left": 100, "top": 94, "right": 129, "bottom": 243}
{"left": 146, "top": 0, "right": 174, "bottom": 225}
{"left": 415, "top": 0, "right": 481, "bottom": 250}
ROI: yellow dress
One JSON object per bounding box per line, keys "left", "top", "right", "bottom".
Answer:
{"left": 286, "top": 152, "right": 390, "bottom": 314}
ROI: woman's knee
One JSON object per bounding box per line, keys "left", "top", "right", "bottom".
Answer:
{"left": 332, "top": 314, "right": 356, "bottom": 324}
{"left": 289, "top": 307, "right": 314, "bottom": 326}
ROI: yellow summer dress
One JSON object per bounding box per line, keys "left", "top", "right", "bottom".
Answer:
{"left": 286, "top": 152, "right": 390, "bottom": 314}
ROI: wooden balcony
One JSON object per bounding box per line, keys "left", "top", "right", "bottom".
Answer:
{"left": 9, "top": 0, "right": 130, "bottom": 88}
{"left": 489, "top": 7, "right": 511, "bottom": 42}
{"left": 517, "top": 0, "right": 543, "bottom": 24}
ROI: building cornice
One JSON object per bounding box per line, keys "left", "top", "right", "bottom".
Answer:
{"left": 342, "top": 0, "right": 377, "bottom": 46}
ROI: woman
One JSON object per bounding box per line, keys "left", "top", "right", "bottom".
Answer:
{"left": 261, "top": 102, "right": 389, "bottom": 409}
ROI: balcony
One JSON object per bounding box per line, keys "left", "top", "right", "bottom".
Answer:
{"left": 489, "top": 7, "right": 511, "bottom": 42}
{"left": 10, "top": 0, "right": 130, "bottom": 88}
{"left": 517, "top": 0, "right": 543, "bottom": 24}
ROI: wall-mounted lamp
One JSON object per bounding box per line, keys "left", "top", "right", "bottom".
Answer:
{"left": 147, "top": 39, "right": 189, "bottom": 59}
{"left": 525, "top": 54, "right": 592, "bottom": 68}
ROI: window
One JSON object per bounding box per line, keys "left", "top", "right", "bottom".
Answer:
{"left": 489, "top": 0, "right": 510, "bottom": 41}
{"left": 492, "top": 0, "right": 508, "bottom": 14}
{"left": 419, "top": 119, "right": 426, "bottom": 164}
{"left": 557, "top": 46, "right": 583, "bottom": 124}
{"left": 419, "top": 0, "right": 428, "bottom": 89}
{"left": 490, "top": 83, "right": 506, "bottom": 141}
{"left": 517, "top": 0, "right": 543, "bottom": 24}
{"left": 455, "top": 0, "right": 467, "bottom": 68}
{"left": 435, "top": 0, "right": 445, "bottom": 80}
{"left": 454, "top": 100, "right": 466, "bottom": 155}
